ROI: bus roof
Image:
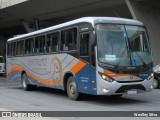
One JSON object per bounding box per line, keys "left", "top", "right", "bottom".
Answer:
{"left": 8, "top": 17, "right": 143, "bottom": 42}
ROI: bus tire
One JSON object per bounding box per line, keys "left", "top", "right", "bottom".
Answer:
{"left": 67, "top": 76, "right": 79, "bottom": 100}
{"left": 153, "top": 78, "right": 159, "bottom": 89}
{"left": 21, "top": 73, "right": 36, "bottom": 91}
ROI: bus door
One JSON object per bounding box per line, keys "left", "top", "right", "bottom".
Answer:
{"left": 78, "top": 32, "right": 91, "bottom": 94}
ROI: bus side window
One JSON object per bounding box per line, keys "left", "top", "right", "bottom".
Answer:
{"left": 35, "top": 37, "right": 39, "bottom": 54}
{"left": 80, "top": 34, "right": 89, "bottom": 56}
{"left": 16, "top": 40, "right": 24, "bottom": 56}
{"left": 35, "top": 35, "right": 45, "bottom": 54}
{"left": 46, "top": 35, "right": 51, "bottom": 52}
{"left": 25, "top": 38, "right": 34, "bottom": 55}
{"left": 39, "top": 35, "right": 45, "bottom": 53}
{"left": 11, "top": 42, "right": 16, "bottom": 56}
{"left": 46, "top": 32, "right": 59, "bottom": 53}
{"left": 10, "top": 43, "right": 13, "bottom": 56}
{"left": 61, "top": 28, "right": 77, "bottom": 51}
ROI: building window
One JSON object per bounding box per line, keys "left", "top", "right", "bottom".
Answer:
{"left": 61, "top": 28, "right": 77, "bottom": 51}
{"left": 16, "top": 40, "right": 24, "bottom": 55}
{"left": 35, "top": 35, "right": 45, "bottom": 54}
{"left": 46, "top": 32, "right": 59, "bottom": 53}
{"left": 25, "top": 38, "right": 34, "bottom": 55}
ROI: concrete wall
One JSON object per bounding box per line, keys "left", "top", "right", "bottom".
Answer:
{"left": 0, "top": 0, "right": 28, "bottom": 9}
{"left": 126, "top": 0, "right": 160, "bottom": 66}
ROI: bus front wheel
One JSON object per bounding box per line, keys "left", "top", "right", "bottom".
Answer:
{"left": 153, "top": 78, "right": 159, "bottom": 89}
{"left": 67, "top": 76, "right": 79, "bottom": 100}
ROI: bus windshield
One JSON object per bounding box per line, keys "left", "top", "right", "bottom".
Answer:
{"left": 96, "top": 24, "right": 152, "bottom": 66}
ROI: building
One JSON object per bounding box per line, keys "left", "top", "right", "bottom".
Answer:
{"left": 0, "top": 0, "right": 160, "bottom": 65}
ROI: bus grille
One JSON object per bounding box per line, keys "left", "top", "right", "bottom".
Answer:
{"left": 108, "top": 68, "right": 150, "bottom": 74}
{"left": 122, "top": 70, "right": 140, "bottom": 74}
{"left": 115, "top": 84, "right": 146, "bottom": 93}
{"left": 116, "top": 80, "right": 143, "bottom": 83}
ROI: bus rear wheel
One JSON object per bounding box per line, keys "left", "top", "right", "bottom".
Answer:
{"left": 22, "top": 73, "right": 36, "bottom": 91}
{"left": 67, "top": 76, "right": 79, "bottom": 100}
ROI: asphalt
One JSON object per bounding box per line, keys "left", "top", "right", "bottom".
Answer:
{"left": 0, "top": 76, "right": 160, "bottom": 120}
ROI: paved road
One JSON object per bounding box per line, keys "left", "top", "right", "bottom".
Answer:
{"left": 0, "top": 76, "right": 160, "bottom": 120}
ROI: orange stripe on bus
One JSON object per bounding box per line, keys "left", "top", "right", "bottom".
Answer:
{"left": 26, "top": 71, "right": 54, "bottom": 86}
{"left": 7, "top": 65, "right": 23, "bottom": 75}
{"left": 70, "top": 61, "right": 86, "bottom": 74}
{"left": 104, "top": 69, "right": 131, "bottom": 78}
{"left": 7, "top": 65, "right": 54, "bottom": 86}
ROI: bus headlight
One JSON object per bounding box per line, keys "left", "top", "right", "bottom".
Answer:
{"left": 99, "top": 72, "right": 114, "bottom": 82}
{"left": 147, "top": 73, "right": 154, "bottom": 80}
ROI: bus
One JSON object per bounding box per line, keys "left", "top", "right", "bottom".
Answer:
{"left": 6, "top": 17, "right": 154, "bottom": 100}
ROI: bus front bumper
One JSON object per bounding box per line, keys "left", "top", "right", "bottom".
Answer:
{"left": 97, "top": 77, "right": 154, "bottom": 95}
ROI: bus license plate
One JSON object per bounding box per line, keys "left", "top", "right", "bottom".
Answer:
{"left": 127, "top": 90, "right": 137, "bottom": 94}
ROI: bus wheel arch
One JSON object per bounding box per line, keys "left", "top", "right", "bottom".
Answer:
{"left": 21, "top": 71, "right": 36, "bottom": 91}
{"left": 63, "top": 72, "right": 80, "bottom": 100}
{"left": 63, "top": 72, "right": 75, "bottom": 91}
{"left": 21, "top": 70, "right": 26, "bottom": 77}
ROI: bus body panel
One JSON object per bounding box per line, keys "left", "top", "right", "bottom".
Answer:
{"left": 7, "top": 54, "right": 97, "bottom": 94}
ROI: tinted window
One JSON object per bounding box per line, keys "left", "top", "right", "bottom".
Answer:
{"left": 80, "top": 34, "right": 89, "bottom": 56}
{"left": 11, "top": 42, "right": 16, "bottom": 56}
{"left": 16, "top": 40, "right": 24, "bottom": 55}
{"left": 46, "top": 32, "right": 59, "bottom": 52}
{"left": 61, "top": 28, "right": 77, "bottom": 51}
{"left": 35, "top": 35, "right": 45, "bottom": 54}
{"left": 25, "top": 38, "right": 34, "bottom": 55}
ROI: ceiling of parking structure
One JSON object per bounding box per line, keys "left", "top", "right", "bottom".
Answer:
{"left": 0, "top": 0, "right": 132, "bottom": 36}
{"left": 136, "top": 0, "right": 160, "bottom": 11}
{"left": 43, "top": 3, "right": 132, "bottom": 27}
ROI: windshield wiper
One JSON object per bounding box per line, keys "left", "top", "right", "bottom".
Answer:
{"left": 132, "top": 51, "right": 147, "bottom": 67}
{"left": 124, "top": 26, "right": 147, "bottom": 67}
{"left": 126, "top": 36, "right": 147, "bottom": 67}
{"left": 127, "top": 37, "right": 146, "bottom": 67}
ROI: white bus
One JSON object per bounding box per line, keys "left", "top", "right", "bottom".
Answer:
{"left": 6, "top": 17, "right": 154, "bottom": 100}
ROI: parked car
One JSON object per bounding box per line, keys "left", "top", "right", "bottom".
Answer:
{"left": 153, "top": 65, "right": 160, "bottom": 89}
{"left": 0, "top": 56, "right": 5, "bottom": 76}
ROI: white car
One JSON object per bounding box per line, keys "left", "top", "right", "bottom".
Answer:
{"left": 0, "top": 56, "right": 5, "bottom": 76}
